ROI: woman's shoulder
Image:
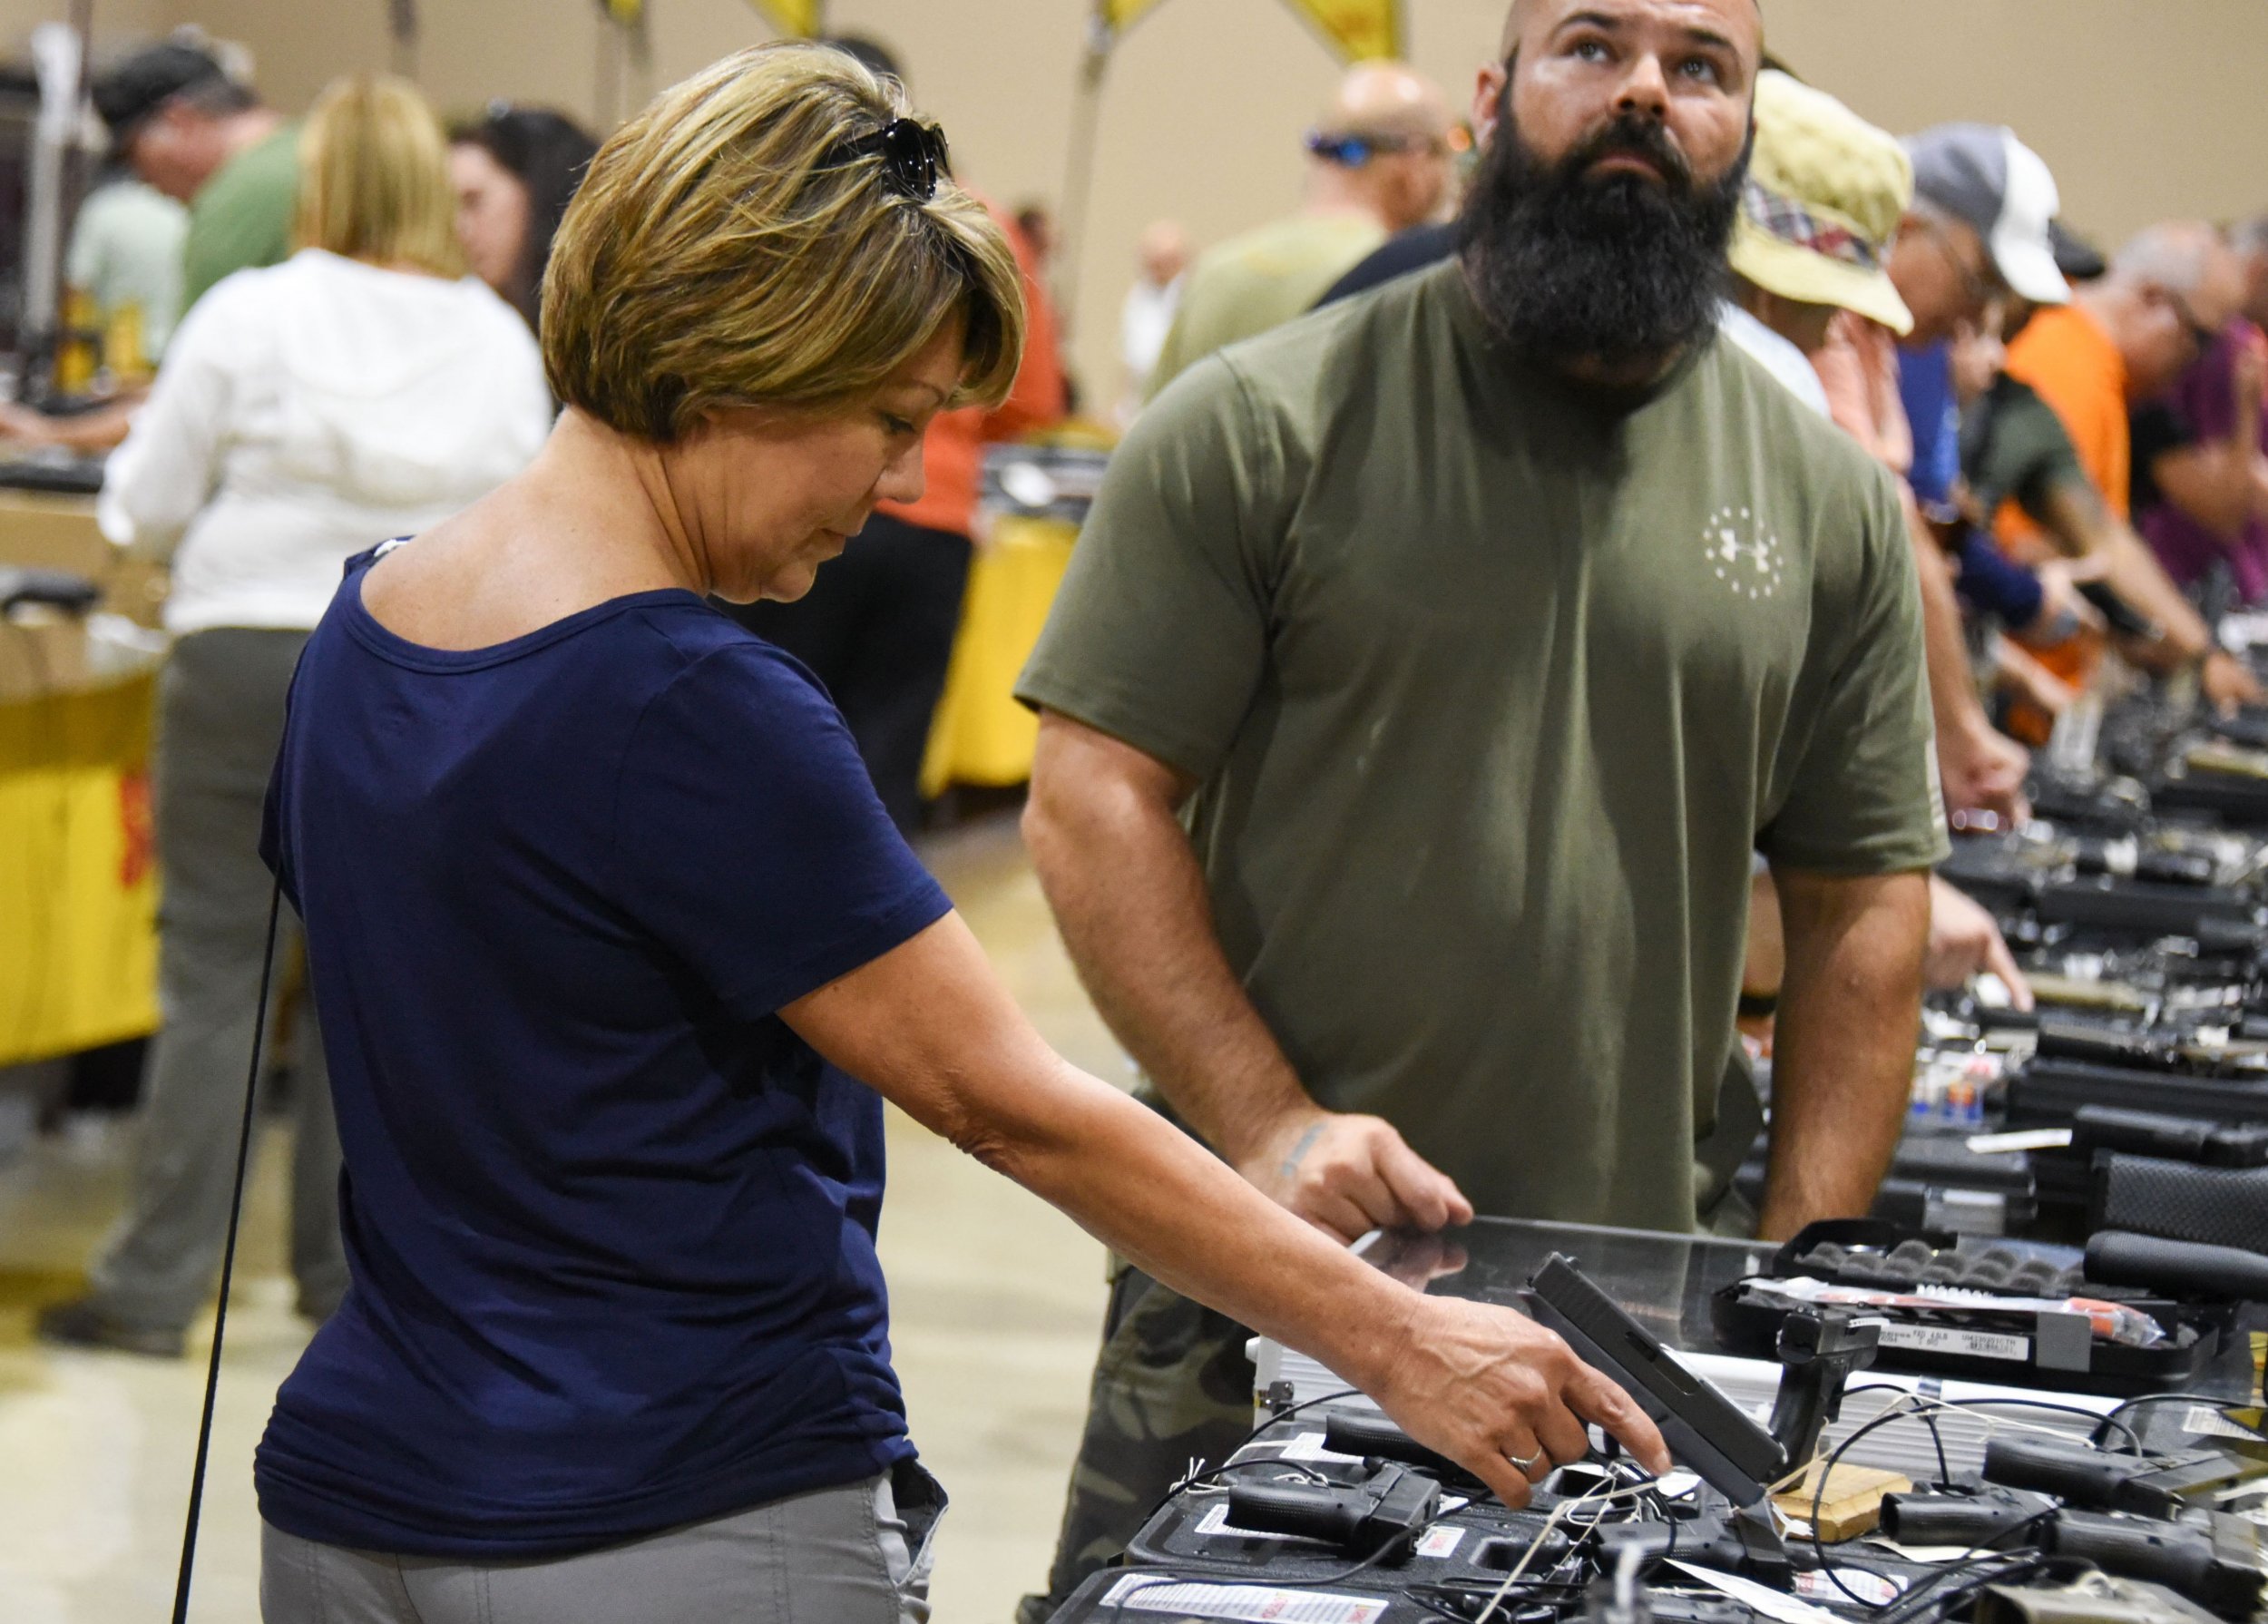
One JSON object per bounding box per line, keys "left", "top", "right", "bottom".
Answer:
{"left": 627, "top": 605, "right": 830, "bottom": 711}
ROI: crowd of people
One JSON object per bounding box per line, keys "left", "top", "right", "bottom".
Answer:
{"left": 7, "top": 3, "right": 2265, "bottom": 1620}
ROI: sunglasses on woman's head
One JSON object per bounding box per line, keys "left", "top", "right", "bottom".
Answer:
{"left": 833, "top": 117, "right": 951, "bottom": 202}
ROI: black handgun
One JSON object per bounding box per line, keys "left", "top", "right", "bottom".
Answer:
{"left": 2072, "top": 1107, "right": 2268, "bottom": 1169}
{"left": 1983, "top": 1437, "right": 2259, "bottom": 1520}
{"left": 2085, "top": 1230, "right": 2268, "bottom": 1301}
{"left": 1524, "top": 1254, "right": 1787, "bottom": 1507}
{"left": 1323, "top": 1410, "right": 1471, "bottom": 1484}
{"left": 2048, "top": 1511, "right": 2264, "bottom": 1619}
{"left": 1880, "top": 1486, "right": 2058, "bottom": 1548}
{"left": 1227, "top": 1461, "right": 1441, "bottom": 1562}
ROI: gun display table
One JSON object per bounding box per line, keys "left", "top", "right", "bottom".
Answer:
{"left": 1252, "top": 1218, "right": 2262, "bottom": 1483}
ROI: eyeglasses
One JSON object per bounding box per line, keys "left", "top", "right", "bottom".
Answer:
{"left": 1919, "top": 215, "right": 1997, "bottom": 309}
{"left": 832, "top": 117, "right": 951, "bottom": 202}
{"left": 1305, "top": 129, "right": 1460, "bottom": 165}
{"left": 2158, "top": 285, "right": 2222, "bottom": 357}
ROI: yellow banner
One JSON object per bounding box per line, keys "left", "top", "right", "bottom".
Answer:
{"left": 1102, "top": 0, "right": 1168, "bottom": 31}
{"left": 0, "top": 676, "right": 159, "bottom": 1068}
{"left": 601, "top": 0, "right": 640, "bottom": 23}
{"left": 747, "top": 0, "right": 822, "bottom": 35}
{"left": 1280, "top": 0, "right": 1400, "bottom": 60}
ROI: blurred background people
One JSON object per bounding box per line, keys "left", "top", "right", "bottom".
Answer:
{"left": 1720, "top": 69, "right": 1913, "bottom": 416}
{"left": 1998, "top": 219, "right": 2259, "bottom": 710}
{"left": 36, "top": 73, "right": 554, "bottom": 1357}
{"left": 1720, "top": 71, "right": 2037, "bottom": 1020}
{"left": 1143, "top": 59, "right": 1453, "bottom": 395}
{"left": 96, "top": 37, "right": 295, "bottom": 316}
{"left": 63, "top": 162, "right": 186, "bottom": 373}
{"left": 0, "top": 38, "right": 294, "bottom": 450}
{"left": 1117, "top": 217, "right": 1188, "bottom": 421}
{"left": 2134, "top": 217, "right": 2268, "bottom": 602}
{"left": 448, "top": 103, "right": 598, "bottom": 336}
{"left": 729, "top": 34, "right": 1065, "bottom": 836}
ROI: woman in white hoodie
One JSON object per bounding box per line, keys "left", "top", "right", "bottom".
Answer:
{"left": 40, "top": 75, "right": 553, "bottom": 1357}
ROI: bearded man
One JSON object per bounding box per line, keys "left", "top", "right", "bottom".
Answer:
{"left": 1012, "top": 3, "right": 1946, "bottom": 1615}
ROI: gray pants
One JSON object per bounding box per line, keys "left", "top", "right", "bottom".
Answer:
{"left": 85, "top": 629, "right": 347, "bottom": 1331}
{"left": 260, "top": 1466, "right": 945, "bottom": 1624}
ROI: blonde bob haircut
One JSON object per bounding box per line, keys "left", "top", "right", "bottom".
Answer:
{"left": 542, "top": 44, "right": 1026, "bottom": 444}
{"left": 294, "top": 74, "right": 465, "bottom": 279}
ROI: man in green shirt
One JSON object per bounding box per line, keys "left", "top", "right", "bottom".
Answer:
{"left": 93, "top": 42, "right": 297, "bottom": 312}
{"left": 4, "top": 44, "right": 299, "bottom": 451}
{"left": 1144, "top": 59, "right": 1454, "bottom": 397}
{"left": 1013, "top": 0, "right": 1944, "bottom": 1614}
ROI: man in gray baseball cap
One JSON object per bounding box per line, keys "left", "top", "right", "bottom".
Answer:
{"left": 1894, "top": 123, "right": 2069, "bottom": 343}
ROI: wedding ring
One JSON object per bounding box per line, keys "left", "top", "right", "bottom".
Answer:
{"left": 1508, "top": 1446, "right": 1543, "bottom": 1472}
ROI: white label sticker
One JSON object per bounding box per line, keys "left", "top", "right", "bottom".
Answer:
{"left": 1794, "top": 1569, "right": 1907, "bottom": 1605}
{"left": 1965, "top": 1128, "right": 2074, "bottom": 1154}
{"left": 1227, "top": 1433, "right": 1364, "bottom": 1468}
{"left": 1414, "top": 1525, "right": 1465, "bottom": 1559}
{"left": 2185, "top": 1406, "right": 2267, "bottom": 1443}
{"left": 1666, "top": 1562, "right": 1844, "bottom": 1624}
{"left": 1875, "top": 1323, "right": 2030, "bottom": 1362}
{"left": 1101, "top": 1573, "right": 1389, "bottom": 1622}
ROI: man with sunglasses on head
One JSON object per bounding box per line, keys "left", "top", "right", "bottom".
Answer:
{"left": 1012, "top": 2, "right": 1948, "bottom": 1617}
{"left": 1142, "top": 60, "right": 1454, "bottom": 397}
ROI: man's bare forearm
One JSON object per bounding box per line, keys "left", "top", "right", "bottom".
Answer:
{"left": 1757, "top": 867, "right": 1930, "bottom": 1241}
{"left": 1022, "top": 710, "right": 1319, "bottom": 1166}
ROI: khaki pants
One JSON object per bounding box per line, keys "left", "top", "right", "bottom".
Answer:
{"left": 85, "top": 628, "right": 346, "bottom": 1332}
{"left": 261, "top": 1463, "right": 946, "bottom": 1624}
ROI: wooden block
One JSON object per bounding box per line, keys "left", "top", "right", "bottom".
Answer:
{"left": 1773, "top": 1461, "right": 1912, "bottom": 1542}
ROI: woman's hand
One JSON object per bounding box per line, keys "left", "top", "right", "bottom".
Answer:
{"left": 1364, "top": 1294, "right": 1672, "bottom": 1510}
{"left": 783, "top": 914, "right": 1670, "bottom": 1511}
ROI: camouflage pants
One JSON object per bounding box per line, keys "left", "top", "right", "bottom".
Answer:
{"left": 1014, "top": 1267, "right": 1256, "bottom": 1624}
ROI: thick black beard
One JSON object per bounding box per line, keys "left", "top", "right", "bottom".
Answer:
{"left": 1455, "top": 104, "right": 1749, "bottom": 373}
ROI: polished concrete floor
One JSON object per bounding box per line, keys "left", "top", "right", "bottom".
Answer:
{"left": 0, "top": 811, "right": 1124, "bottom": 1623}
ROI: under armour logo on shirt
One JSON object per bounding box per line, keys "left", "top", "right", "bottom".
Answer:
{"left": 1705, "top": 504, "right": 1784, "bottom": 601}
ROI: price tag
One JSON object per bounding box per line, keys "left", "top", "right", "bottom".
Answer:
{"left": 1875, "top": 1323, "right": 2030, "bottom": 1362}
{"left": 1414, "top": 1525, "right": 1466, "bottom": 1559}
{"left": 1102, "top": 1574, "right": 1389, "bottom": 1622}
{"left": 2185, "top": 1406, "right": 2267, "bottom": 1443}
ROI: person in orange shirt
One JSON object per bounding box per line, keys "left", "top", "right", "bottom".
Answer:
{"left": 730, "top": 36, "right": 1068, "bottom": 831}
{"left": 1999, "top": 221, "right": 2258, "bottom": 711}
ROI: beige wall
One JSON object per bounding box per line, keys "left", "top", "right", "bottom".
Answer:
{"left": 6, "top": 0, "right": 2264, "bottom": 397}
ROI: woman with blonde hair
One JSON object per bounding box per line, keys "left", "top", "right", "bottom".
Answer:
{"left": 39, "top": 75, "right": 551, "bottom": 1360}
{"left": 252, "top": 44, "right": 1665, "bottom": 1622}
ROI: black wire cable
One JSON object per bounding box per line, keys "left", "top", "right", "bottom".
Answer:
{"left": 1800, "top": 1389, "right": 2119, "bottom": 1613}
{"left": 2087, "top": 1391, "right": 2264, "bottom": 1449}
{"left": 169, "top": 878, "right": 282, "bottom": 1624}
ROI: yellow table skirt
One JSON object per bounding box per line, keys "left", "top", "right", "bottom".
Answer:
{"left": 0, "top": 671, "right": 160, "bottom": 1067}
{"left": 920, "top": 515, "right": 1078, "bottom": 798}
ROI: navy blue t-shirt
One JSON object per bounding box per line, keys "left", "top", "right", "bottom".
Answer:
{"left": 254, "top": 547, "right": 952, "bottom": 1558}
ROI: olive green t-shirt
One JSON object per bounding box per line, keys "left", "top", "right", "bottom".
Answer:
{"left": 1146, "top": 211, "right": 1386, "bottom": 399}
{"left": 1963, "top": 375, "right": 2089, "bottom": 528}
{"left": 1018, "top": 260, "right": 1948, "bottom": 1232}
{"left": 181, "top": 122, "right": 299, "bottom": 314}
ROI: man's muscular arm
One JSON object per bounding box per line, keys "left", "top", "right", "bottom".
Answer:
{"left": 1756, "top": 866, "right": 1929, "bottom": 1241}
{"left": 1022, "top": 709, "right": 1472, "bottom": 1243}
